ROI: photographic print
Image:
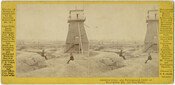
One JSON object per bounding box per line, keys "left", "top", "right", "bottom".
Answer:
{"left": 16, "top": 4, "right": 159, "bottom": 77}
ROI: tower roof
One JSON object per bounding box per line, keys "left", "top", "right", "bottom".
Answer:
{"left": 69, "top": 9, "right": 84, "bottom": 14}
{"left": 147, "top": 9, "right": 158, "bottom": 13}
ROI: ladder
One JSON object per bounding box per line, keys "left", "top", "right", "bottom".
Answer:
{"left": 144, "top": 43, "right": 157, "bottom": 52}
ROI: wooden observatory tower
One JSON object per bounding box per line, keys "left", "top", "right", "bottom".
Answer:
{"left": 144, "top": 9, "right": 159, "bottom": 52}
{"left": 65, "top": 9, "right": 89, "bottom": 56}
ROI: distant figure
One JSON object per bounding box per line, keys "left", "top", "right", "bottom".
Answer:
{"left": 41, "top": 49, "right": 48, "bottom": 60}
{"left": 119, "top": 50, "right": 126, "bottom": 60}
{"left": 67, "top": 53, "right": 74, "bottom": 64}
{"left": 145, "top": 53, "right": 152, "bottom": 64}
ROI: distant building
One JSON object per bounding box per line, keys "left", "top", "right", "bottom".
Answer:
{"left": 144, "top": 9, "right": 159, "bottom": 52}
{"left": 65, "top": 9, "right": 89, "bottom": 56}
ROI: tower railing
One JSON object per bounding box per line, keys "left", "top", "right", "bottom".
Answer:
{"left": 68, "top": 17, "right": 86, "bottom": 22}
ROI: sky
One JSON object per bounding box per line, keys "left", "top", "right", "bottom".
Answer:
{"left": 16, "top": 4, "right": 158, "bottom": 42}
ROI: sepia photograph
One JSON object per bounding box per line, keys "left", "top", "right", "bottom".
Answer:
{"left": 16, "top": 4, "right": 159, "bottom": 77}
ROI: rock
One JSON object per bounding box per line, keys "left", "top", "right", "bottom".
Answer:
{"left": 99, "top": 53, "right": 126, "bottom": 68}
{"left": 16, "top": 52, "right": 47, "bottom": 73}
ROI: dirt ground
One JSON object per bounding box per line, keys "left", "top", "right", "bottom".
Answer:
{"left": 16, "top": 49, "right": 159, "bottom": 77}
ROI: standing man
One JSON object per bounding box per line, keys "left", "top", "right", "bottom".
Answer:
{"left": 67, "top": 53, "right": 74, "bottom": 64}
{"left": 145, "top": 53, "right": 152, "bottom": 64}
{"left": 41, "top": 49, "right": 48, "bottom": 60}
{"left": 119, "top": 50, "right": 126, "bottom": 60}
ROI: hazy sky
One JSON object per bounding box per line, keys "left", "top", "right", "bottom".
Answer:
{"left": 16, "top": 4, "right": 158, "bottom": 41}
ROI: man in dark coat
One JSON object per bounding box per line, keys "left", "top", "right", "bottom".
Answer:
{"left": 119, "top": 50, "right": 126, "bottom": 60}
{"left": 145, "top": 53, "right": 152, "bottom": 64}
{"left": 41, "top": 49, "right": 48, "bottom": 60}
{"left": 67, "top": 53, "right": 74, "bottom": 64}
